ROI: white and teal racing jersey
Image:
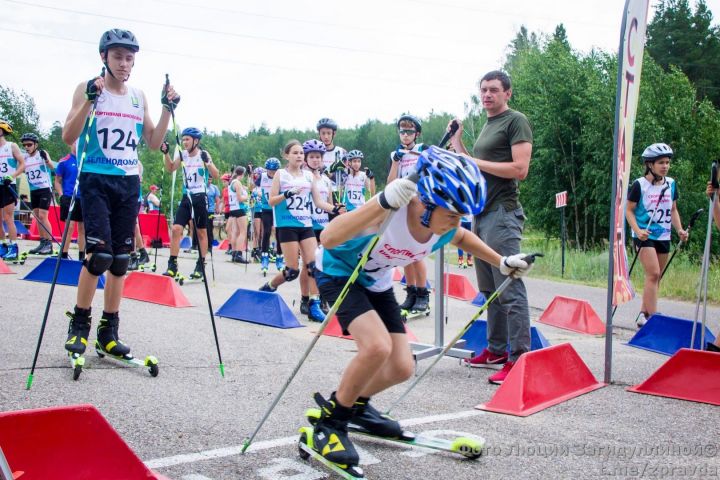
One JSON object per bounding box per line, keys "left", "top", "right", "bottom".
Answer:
{"left": 176, "top": 150, "right": 208, "bottom": 195}
{"left": 316, "top": 204, "right": 456, "bottom": 292}
{"left": 260, "top": 172, "right": 273, "bottom": 211}
{"left": 273, "top": 168, "right": 313, "bottom": 228}
{"left": 228, "top": 178, "right": 248, "bottom": 212}
{"left": 24, "top": 151, "right": 52, "bottom": 191}
{"left": 79, "top": 86, "right": 144, "bottom": 176}
{"left": 628, "top": 176, "right": 678, "bottom": 242}
{"left": 343, "top": 171, "right": 367, "bottom": 211}
{"left": 0, "top": 142, "right": 19, "bottom": 183}
{"left": 311, "top": 174, "right": 333, "bottom": 231}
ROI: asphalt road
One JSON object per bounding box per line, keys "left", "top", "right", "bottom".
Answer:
{"left": 1, "top": 241, "right": 718, "bottom": 480}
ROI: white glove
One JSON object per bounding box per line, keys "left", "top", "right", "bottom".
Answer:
{"left": 499, "top": 254, "right": 532, "bottom": 278}
{"left": 377, "top": 178, "right": 417, "bottom": 210}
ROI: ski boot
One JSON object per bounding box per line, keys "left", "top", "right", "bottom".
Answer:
{"left": 275, "top": 254, "right": 285, "bottom": 272}
{"left": 2, "top": 243, "right": 21, "bottom": 264}
{"left": 408, "top": 287, "right": 431, "bottom": 318}
{"left": 457, "top": 256, "right": 465, "bottom": 268}
{"left": 300, "top": 296, "right": 310, "bottom": 315}
{"left": 466, "top": 255, "right": 474, "bottom": 268}
{"left": 28, "top": 240, "right": 45, "bottom": 255}
{"left": 65, "top": 307, "right": 92, "bottom": 380}
{"left": 189, "top": 258, "right": 205, "bottom": 280}
{"left": 162, "top": 257, "right": 179, "bottom": 278}
{"left": 251, "top": 247, "right": 261, "bottom": 263}
{"left": 304, "top": 392, "right": 360, "bottom": 471}
{"left": 127, "top": 252, "right": 140, "bottom": 271}
{"left": 260, "top": 252, "right": 270, "bottom": 276}
{"left": 349, "top": 397, "right": 405, "bottom": 438}
{"left": 137, "top": 248, "right": 150, "bottom": 267}
{"left": 259, "top": 281, "right": 277, "bottom": 292}
{"left": 0, "top": 243, "right": 7, "bottom": 257}
{"left": 37, "top": 238, "right": 53, "bottom": 255}
{"left": 95, "top": 312, "right": 131, "bottom": 357}
{"left": 308, "top": 298, "right": 325, "bottom": 322}
{"left": 398, "top": 285, "right": 417, "bottom": 318}
{"left": 232, "top": 251, "right": 250, "bottom": 264}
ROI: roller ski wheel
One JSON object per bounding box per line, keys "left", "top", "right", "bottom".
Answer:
{"left": 298, "top": 427, "right": 365, "bottom": 479}
{"left": 95, "top": 343, "right": 159, "bottom": 377}
{"left": 304, "top": 408, "right": 484, "bottom": 459}
{"left": 69, "top": 353, "right": 85, "bottom": 381}
{"left": 400, "top": 307, "right": 430, "bottom": 320}
{"left": 139, "top": 263, "right": 157, "bottom": 273}
{"left": 174, "top": 274, "right": 186, "bottom": 285}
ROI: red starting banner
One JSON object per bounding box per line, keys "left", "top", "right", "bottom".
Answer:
{"left": 555, "top": 191, "right": 568, "bottom": 208}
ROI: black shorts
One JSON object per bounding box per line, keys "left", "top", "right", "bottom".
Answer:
{"left": 228, "top": 209, "right": 246, "bottom": 218}
{"left": 314, "top": 229, "right": 322, "bottom": 242}
{"left": 276, "top": 226, "right": 315, "bottom": 244}
{"left": 254, "top": 211, "right": 262, "bottom": 219}
{"left": 30, "top": 188, "right": 53, "bottom": 210}
{"left": 633, "top": 237, "right": 671, "bottom": 254}
{"left": 174, "top": 194, "right": 208, "bottom": 229}
{"left": 79, "top": 173, "right": 140, "bottom": 255}
{"left": 315, "top": 270, "right": 406, "bottom": 336}
{"left": 60, "top": 195, "right": 83, "bottom": 222}
{"left": 0, "top": 184, "right": 17, "bottom": 208}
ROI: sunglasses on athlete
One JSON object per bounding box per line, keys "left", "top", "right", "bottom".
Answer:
{"left": 398, "top": 129, "right": 416, "bottom": 136}
{"left": 22, "top": 143, "right": 34, "bottom": 148}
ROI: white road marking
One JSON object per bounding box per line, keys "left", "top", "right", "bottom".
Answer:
{"left": 257, "top": 458, "right": 325, "bottom": 480}
{"left": 145, "top": 409, "right": 485, "bottom": 470}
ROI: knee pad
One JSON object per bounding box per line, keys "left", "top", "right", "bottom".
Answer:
{"left": 109, "top": 254, "right": 130, "bottom": 276}
{"left": 84, "top": 251, "right": 113, "bottom": 276}
{"left": 283, "top": 267, "right": 300, "bottom": 282}
{"left": 306, "top": 261, "right": 316, "bottom": 278}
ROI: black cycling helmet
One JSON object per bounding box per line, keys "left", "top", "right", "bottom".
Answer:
{"left": 316, "top": 118, "right": 338, "bottom": 131}
{"left": 99, "top": 29, "right": 140, "bottom": 53}
{"left": 21, "top": 133, "right": 39, "bottom": 144}
{"left": 397, "top": 114, "right": 422, "bottom": 133}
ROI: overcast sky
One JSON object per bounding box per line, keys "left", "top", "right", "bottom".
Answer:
{"left": 2, "top": 0, "right": 719, "bottom": 135}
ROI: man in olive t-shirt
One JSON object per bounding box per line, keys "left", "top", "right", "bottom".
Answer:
{"left": 449, "top": 70, "right": 533, "bottom": 385}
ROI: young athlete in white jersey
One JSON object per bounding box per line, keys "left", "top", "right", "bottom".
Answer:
{"left": 343, "top": 150, "right": 371, "bottom": 212}
{"left": 317, "top": 118, "right": 347, "bottom": 213}
{"left": 0, "top": 119, "right": 25, "bottom": 262}
{"left": 162, "top": 127, "right": 219, "bottom": 279}
{"left": 259, "top": 139, "right": 339, "bottom": 323}
{"left": 386, "top": 114, "right": 431, "bottom": 318}
{"left": 62, "top": 29, "right": 179, "bottom": 360}
{"left": 308, "top": 147, "right": 532, "bottom": 471}
{"left": 257, "top": 157, "right": 281, "bottom": 274}
{"left": 227, "top": 166, "right": 250, "bottom": 264}
{"left": 21, "top": 133, "right": 55, "bottom": 255}
{"left": 626, "top": 143, "right": 687, "bottom": 327}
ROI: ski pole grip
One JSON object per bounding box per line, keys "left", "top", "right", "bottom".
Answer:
{"left": 406, "top": 171, "right": 420, "bottom": 184}
{"left": 688, "top": 208, "right": 704, "bottom": 229}
{"left": 522, "top": 253, "right": 544, "bottom": 264}
{"left": 437, "top": 120, "right": 459, "bottom": 148}
{"left": 712, "top": 161, "right": 719, "bottom": 190}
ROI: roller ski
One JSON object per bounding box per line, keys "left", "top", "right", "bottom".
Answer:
{"left": 136, "top": 248, "right": 150, "bottom": 269}
{"left": 305, "top": 395, "right": 484, "bottom": 460}
{"left": 260, "top": 252, "right": 270, "bottom": 276}
{"left": 127, "top": 252, "right": 141, "bottom": 271}
{"left": 176, "top": 259, "right": 206, "bottom": 285}
{"left": 2, "top": 244, "right": 24, "bottom": 264}
{"left": 298, "top": 392, "right": 363, "bottom": 479}
{"left": 275, "top": 253, "right": 285, "bottom": 272}
{"left": 162, "top": 257, "right": 180, "bottom": 278}
{"left": 94, "top": 312, "right": 158, "bottom": 377}
{"left": 65, "top": 308, "right": 92, "bottom": 381}
{"left": 401, "top": 287, "right": 431, "bottom": 320}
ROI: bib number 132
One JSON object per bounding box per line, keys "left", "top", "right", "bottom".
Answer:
{"left": 98, "top": 128, "right": 138, "bottom": 151}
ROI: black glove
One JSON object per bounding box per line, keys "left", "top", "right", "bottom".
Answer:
{"left": 85, "top": 77, "right": 100, "bottom": 101}
{"left": 332, "top": 204, "right": 345, "bottom": 215}
{"left": 328, "top": 158, "right": 345, "bottom": 173}
{"left": 201, "top": 150, "right": 210, "bottom": 164}
{"left": 160, "top": 141, "right": 169, "bottom": 154}
{"left": 283, "top": 190, "right": 296, "bottom": 199}
{"left": 392, "top": 149, "right": 404, "bottom": 162}
{"left": 39, "top": 150, "right": 48, "bottom": 161}
{"left": 364, "top": 167, "right": 375, "bottom": 180}
{"left": 161, "top": 89, "right": 180, "bottom": 111}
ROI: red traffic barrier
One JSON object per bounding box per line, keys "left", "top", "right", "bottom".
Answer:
{"left": 323, "top": 315, "right": 418, "bottom": 342}
{"left": 0, "top": 259, "right": 15, "bottom": 274}
{"left": 138, "top": 213, "right": 170, "bottom": 247}
{"left": 443, "top": 272, "right": 478, "bottom": 301}
{"left": 0, "top": 403, "right": 169, "bottom": 479}
{"left": 28, "top": 205, "right": 78, "bottom": 241}
{"left": 628, "top": 348, "right": 720, "bottom": 406}
{"left": 476, "top": 343, "right": 605, "bottom": 416}
{"left": 122, "top": 271, "right": 193, "bottom": 307}
{"left": 218, "top": 239, "right": 230, "bottom": 251}
{"left": 537, "top": 295, "right": 605, "bottom": 335}
{"left": 392, "top": 267, "right": 403, "bottom": 282}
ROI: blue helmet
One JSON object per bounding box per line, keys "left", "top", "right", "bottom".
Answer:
{"left": 265, "top": 157, "right": 281, "bottom": 170}
{"left": 346, "top": 149, "right": 364, "bottom": 160}
{"left": 416, "top": 146, "right": 486, "bottom": 216}
{"left": 303, "top": 139, "right": 326, "bottom": 155}
{"left": 181, "top": 127, "right": 203, "bottom": 140}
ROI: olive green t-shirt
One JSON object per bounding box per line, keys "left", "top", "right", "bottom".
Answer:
{"left": 472, "top": 109, "right": 533, "bottom": 213}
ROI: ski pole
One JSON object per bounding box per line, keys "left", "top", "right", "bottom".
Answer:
{"left": 691, "top": 162, "right": 718, "bottom": 350}
{"left": 26, "top": 68, "right": 104, "bottom": 390}
{"left": 386, "top": 253, "right": 543, "bottom": 415}
{"left": 166, "top": 74, "right": 225, "bottom": 377}
{"left": 152, "top": 150, "right": 166, "bottom": 269}
{"left": 241, "top": 124, "right": 458, "bottom": 452}
{"left": 7, "top": 184, "right": 64, "bottom": 251}
{"left": 611, "top": 182, "right": 669, "bottom": 320}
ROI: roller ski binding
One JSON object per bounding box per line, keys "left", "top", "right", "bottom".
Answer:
{"left": 127, "top": 252, "right": 140, "bottom": 271}
{"left": 260, "top": 252, "right": 270, "bottom": 277}
{"left": 136, "top": 248, "right": 150, "bottom": 269}
{"left": 401, "top": 287, "right": 430, "bottom": 320}
{"left": 298, "top": 392, "right": 363, "bottom": 479}
{"left": 176, "top": 259, "right": 206, "bottom": 285}
{"left": 95, "top": 312, "right": 158, "bottom": 377}
{"left": 305, "top": 395, "right": 484, "bottom": 460}
{"left": 162, "top": 257, "right": 179, "bottom": 278}
{"left": 2, "top": 244, "right": 24, "bottom": 264}
{"left": 65, "top": 308, "right": 92, "bottom": 381}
